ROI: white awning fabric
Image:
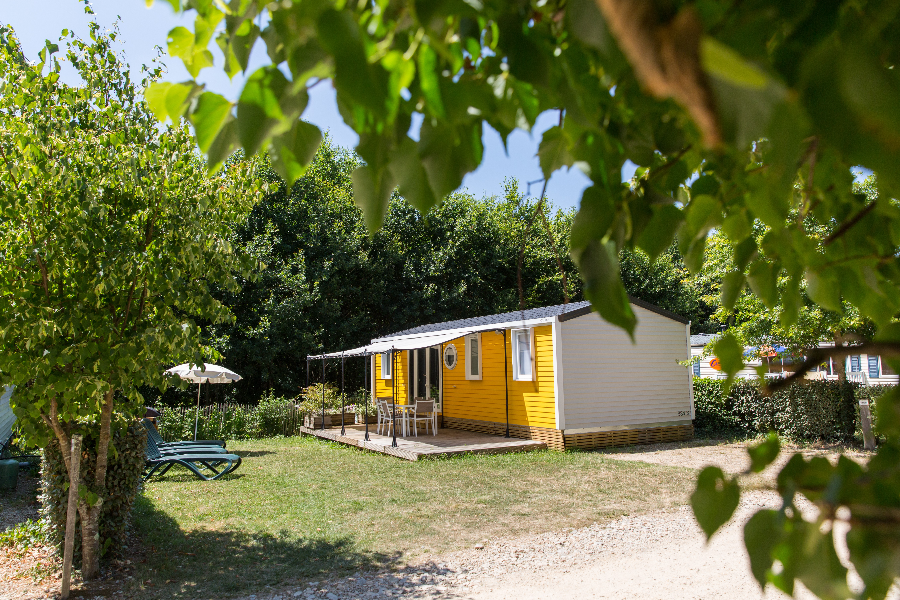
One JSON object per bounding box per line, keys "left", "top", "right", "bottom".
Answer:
{"left": 307, "top": 329, "right": 492, "bottom": 359}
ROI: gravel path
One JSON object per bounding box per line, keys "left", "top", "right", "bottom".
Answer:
{"left": 237, "top": 442, "right": 889, "bottom": 600}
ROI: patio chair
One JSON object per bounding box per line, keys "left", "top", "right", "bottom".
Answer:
{"left": 376, "top": 397, "right": 394, "bottom": 435}
{"left": 141, "top": 418, "right": 226, "bottom": 451}
{"left": 143, "top": 433, "right": 242, "bottom": 481}
{"left": 409, "top": 400, "right": 437, "bottom": 437}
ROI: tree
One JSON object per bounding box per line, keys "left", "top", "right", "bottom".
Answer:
{"left": 0, "top": 24, "right": 259, "bottom": 578}
{"left": 147, "top": 1, "right": 900, "bottom": 596}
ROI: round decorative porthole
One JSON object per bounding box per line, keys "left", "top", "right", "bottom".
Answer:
{"left": 443, "top": 344, "right": 458, "bottom": 370}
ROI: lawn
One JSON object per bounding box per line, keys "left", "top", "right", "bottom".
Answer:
{"left": 129, "top": 435, "right": 698, "bottom": 598}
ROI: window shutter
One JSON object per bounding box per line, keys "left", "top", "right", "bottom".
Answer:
{"left": 868, "top": 355, "right": 880, "bottom": 379}
{"left": 850, "top": 356, "right": 861, "bottom": 372}
{"left": 693, "top": 361, "right": 701, "bottom": 377}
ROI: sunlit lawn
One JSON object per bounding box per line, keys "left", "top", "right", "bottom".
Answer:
{"left": 129, "top": 435, "right": 697, "bottom": 598}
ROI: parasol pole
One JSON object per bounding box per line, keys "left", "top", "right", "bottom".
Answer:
{"left": 193, "top": 378, "right": 202, "bottom": 441}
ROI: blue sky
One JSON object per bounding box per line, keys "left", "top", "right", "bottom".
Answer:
{"left": 3, "top": 0, "right": 617, "bottom": 210}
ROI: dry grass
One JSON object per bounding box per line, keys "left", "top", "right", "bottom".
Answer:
{"left": 130, "top": 436, "right": 698, "bottom": 598}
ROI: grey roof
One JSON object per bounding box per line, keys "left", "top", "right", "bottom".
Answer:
{"left": 380, "top": 297, "right": 689, "bottom": 340}
{"left": 690, "top": 333, "right": 719, "bottom": 347}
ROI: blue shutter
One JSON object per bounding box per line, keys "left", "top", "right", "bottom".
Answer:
{"left": 850, "top": 356, "right": 861, "bottom": 372}
{"left": 868, "top": 355, "right": 880, "bottom": 379}
{"left": 693, "top": 361, "right": 701, "bottom": 376}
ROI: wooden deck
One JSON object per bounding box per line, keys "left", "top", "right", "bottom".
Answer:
{"left": 298, "top": 424, "right": 547, "bottom": 461}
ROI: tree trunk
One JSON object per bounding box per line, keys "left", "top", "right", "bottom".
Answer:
{"left": 78, "top": 504, "right": 102, "bottom": 580}
{"left": 834, "top": 333, "right": 847, "bottom": 382}
{"left": 77, "top": 390, "right": 114, "bottom": 580}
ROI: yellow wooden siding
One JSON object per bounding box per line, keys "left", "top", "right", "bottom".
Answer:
{"left": 442, "top": 325, "right": 557, "bottom": 428}
{"left": 373, "top": 352, "right": 410, "bottom": 401}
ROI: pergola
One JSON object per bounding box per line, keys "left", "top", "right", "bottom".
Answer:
{"left": 306, "top": 329, "right": 511, "bottom": 448}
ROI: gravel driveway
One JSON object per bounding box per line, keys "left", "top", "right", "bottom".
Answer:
{"left": 240, "top": 440, "right": 890, "bottom": 600}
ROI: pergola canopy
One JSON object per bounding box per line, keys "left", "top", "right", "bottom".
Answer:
{"left": 307, "top": 329, "right": 486, "bottom": 359}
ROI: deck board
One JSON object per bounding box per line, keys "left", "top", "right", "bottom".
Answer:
{"left": 298, "top": 424, "right": 546, "bottom": 461}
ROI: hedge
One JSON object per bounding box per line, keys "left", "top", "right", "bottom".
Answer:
{"left": 41, "top": 421, "right": 146, "bottom": 564}
{"left": 692, "top": 378, "right": 885, "bottom": 442}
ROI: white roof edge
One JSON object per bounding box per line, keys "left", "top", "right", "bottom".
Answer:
{"left": 371, "top": 316, "right": 555, "bottom": 343}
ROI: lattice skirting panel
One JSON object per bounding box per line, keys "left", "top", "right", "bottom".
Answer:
{"left": 441, "top": 416, "right": 566, "bottom": 451}
{"left": 563, "top": 424, "right": 694, "bottom": 450}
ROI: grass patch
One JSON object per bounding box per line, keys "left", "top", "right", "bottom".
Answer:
{"left": 130, "top": 436, "right": 697, "bottom": 598}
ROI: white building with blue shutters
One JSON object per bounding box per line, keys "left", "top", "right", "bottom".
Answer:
{"left": 689, "top": 336, "right": 898, "bottom": 385}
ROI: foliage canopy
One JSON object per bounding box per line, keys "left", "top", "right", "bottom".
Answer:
{"left": 149, "top": 0, "right": 900, "bottom": 596}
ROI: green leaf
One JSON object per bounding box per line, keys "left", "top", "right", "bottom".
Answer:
{"left": 538, "top": 126, "right": 574, "bottom": 180}
{"left": 271, "top": 121, "right": 323, "bottom": 185}
{"left": 144, "top": 82, "right": 173, "bottom": 122}
{"left": 720, "top": 271, "right": 745, "bottom": 311}
{"left": 747, "top": 432, "right": 780, "bottom": 473}
{"left": 636, "top": 204, "right": 684, "bottom": 262}
{"left": 571, "top": 240, "right": 636, "bottom": 338}
{"left": 351, "top": 165, "right": 395, "bottom": 232}
{"left": 237, "top": 67, "right": 306, "bottom": 155}
{"left": 712, "top": 332, "right": 744, "bottom": 379}
{"left": 166, "top": 26, "right": 194, "bottom": 60}
{"left": 569, "top": 185, "right": 616, "bottom": 250}
{"left": 743, "top": 509, "right": 781, "bottom": 587}
{"left": 701, "top": 37, "right": 768, "bottom": 89}
{"left": 805, "top": 269, "right": 842, "bottom": 312}
{"left": 691, "top": 466, "right": 740, "bottom": 540}
{"left": 388, "top": 136, "right": 438, "bottom": 213}
{"left": 747, "top": 260, "right": 778, "bottom": 308}
{"left": 189, "top": 92, "right": 233, "bottom": 153}
{"left": 417, "top": 45, "right": 445, "bottom": 119}
{"left": 206, "top": 118, "right": 238, "bottom": 171}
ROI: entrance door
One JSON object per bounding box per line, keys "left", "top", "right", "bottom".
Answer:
{"left": 415, "top": 348, "right": 427, "bottom": 400}
{"left": 410, "top": 347, "right": 442, "bottom": 406}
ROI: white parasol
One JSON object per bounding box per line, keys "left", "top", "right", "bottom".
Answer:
{"left": 164, "top": 363, "right": 242, "bottom": 441}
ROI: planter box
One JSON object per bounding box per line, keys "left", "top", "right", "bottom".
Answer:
{"left": 355, "top": 414, "right": 377, "bottom": 424}
{"left": 303, "top": 413, "right": 356, "bottom": 429}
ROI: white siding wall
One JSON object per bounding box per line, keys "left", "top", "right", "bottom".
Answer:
{"left": 559, "top": 306, "right": 692, "bottom": 431}
{"left": 690, "top": 348, "right": 760, "bottom": 379}
{"left": 0, "top": 386, "right": 15, "bottom": 447}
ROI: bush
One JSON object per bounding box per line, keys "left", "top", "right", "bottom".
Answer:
{"left": 156, "top": 392, "right": 307, "bottom": 441}
{"left": 693, "top": 378, "right": 863, "bottom": 441}
{"left": 41, "top": 421, "right": 146, "bottom": 564}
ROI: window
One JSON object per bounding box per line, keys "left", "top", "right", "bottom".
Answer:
{"left": 443, "top": 344, "right": 457, "bottom": 370}
{"left": 465, "top": 334, "right": 482, "bottom": 380}
{"left": 380, "top": 351, "right": 392, "bottom": 379}
{"left": 512, "top": 328, "right": 533, "bottom": 381}
{"left": 868, "top": 355, "right": 880, "bottom": 379}
{"left": 693, "top": 360, "right": 701, "bottom": 377}
{"left": 850, "top": 355, "right": 862, "bottom": 373}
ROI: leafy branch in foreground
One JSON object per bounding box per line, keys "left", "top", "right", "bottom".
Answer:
{"left": 145, "top": 0, "right": 900, "bottom": 596}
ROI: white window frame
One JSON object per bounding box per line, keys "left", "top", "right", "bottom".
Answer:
{"left": 380, "top": 351, "right": 392, "bottom": 379}
{"left": 465, "top": 333, "right": 483, "bottom": 381}
{"left": 511, "top": 328, "right": 535, "bottom": 381}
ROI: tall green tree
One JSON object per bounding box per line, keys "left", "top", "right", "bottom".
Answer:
{"left": 0, "top": 25, "right": 259, "bottom": 578}
{"left": 147, "top": 0, "right": 900, "bottom": 596}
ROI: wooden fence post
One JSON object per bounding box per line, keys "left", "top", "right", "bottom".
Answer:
{"left": 61, "top": 435, "right": 83, "bottom": 600}
{"left": 859, "top": 398, "right": 876, "bottom": 450}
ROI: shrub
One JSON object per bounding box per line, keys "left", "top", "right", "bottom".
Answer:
{"left": 693, "top": 378, "right": 862, "bottom": 441}
{"left": 41, "top": 421, "right": 146, "bottom": 564}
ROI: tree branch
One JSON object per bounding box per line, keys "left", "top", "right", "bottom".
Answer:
{"left": 824, "top": 201, "right": 877, "bottom": 246}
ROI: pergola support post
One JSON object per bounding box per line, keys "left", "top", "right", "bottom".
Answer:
{"left": 340, "top": 353, "right": 346, "bottom": 436}
{"left": 364, "top": 353, "right": 370, "bottom": 441}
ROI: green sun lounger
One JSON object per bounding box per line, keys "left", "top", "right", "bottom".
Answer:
{"left": 141, "top": 418, "right": 226, "bottom": 450}
{"left": 143, "top": 434, "right": 242, "bottom": 481}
